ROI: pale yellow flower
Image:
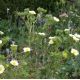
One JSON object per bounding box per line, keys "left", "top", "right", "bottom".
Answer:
{"left": 69, "top": 34, "right": 79, "bottom": 42}
{"left": 69, "top": 34, "right": 74, "bottom": 37}
{"left": 71, "top": 48, "right": 79, "bottom": 56}
{"left": 0, "top": 31, "right": 4, "bottom": 35}
{"left": 72, "top": 36, "right": 79, "bottom": 42}
{"left": 29, "top": 11, "right": 36, "bottom": 15}
{"left": 62, "top": 51, "right": 68, "bottom": 58}
{"left": 0, "top": 40, "right": 2, "bottom": 44}
{"left": 53, "top": 17, "right": 59, "bottom": 22}
{"left": 23, "top": 47, "right": 31, "bottom": 52}
{"left": 49, "top": 39, "right": 54, "bottom": 45}
{"left": 64, "top": 29, "right": 70, "bottom": 32}
{"left": 74, "top": 33, "right": 80, "bottom": 39}
{"left": 10, "top": 60, "right": 19, "bottom": 66}
{"left": 38, "top": 32, "right": 46, "bottom": 36}
{"left": 49, "top": 36, "right": 56, "bottom": 40}
{"left": 0, "top": 65, "right": 5, "bottom": 74}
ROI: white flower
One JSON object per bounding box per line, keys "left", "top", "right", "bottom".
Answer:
{"left": 64, "top": 29, "right": 70, "bottom": 32}
{"left": 7, "top": 8, "right": 10, "bottom": 11}
{"left": 23, "top": 47, "right": 31, "bottom": 52}
{"left": 29, "top": 11, "right": 36, "bottom": 15}
{"left": 72, "top": 36, "right": 79, "bottom": 42}
{"left": 74, "top": 33, "right": 80, "bottom": 39}
{"left": 71, "top": 48, "right": 79, "bottom": 56}
{"left": 69, "top": 34, "right": 74, "bottom": 37}
{"left": 69, "top": 34, "right": 79, "bottom": 42}
{"left": 10, "top": 60, "right": 19, "bottom": 66}
{"left": 0, "top": 31, "right": 4, "bottom": 35}
{"left": 38, "top": 32, "right": 46, "bottom": 36}
{"left": 0, "top": 40, "right": 2, "bottom": 44}
{"left": 53, "top": 17, "right": 59, "bottom": 22}
{"left": 0, "top": 65, "right": 5, "bottom": 74}
{"left": 49, "top": 40, "right": 54, "bottom": 45}
{"left": 49, "top": 36, "right": 56, "bottom": 40}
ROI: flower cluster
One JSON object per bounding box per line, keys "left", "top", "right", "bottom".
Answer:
{"left": 71, "top": 48, "right": 79, "bottom": 56}
{"left": 29, "top": 11, "right": 36, "bottom": 15}
{"left": 0, "top": 65, "right": 5, "bottom": 74}
{"left": 23, "top": 47, "right": 31, "bottom": 52}
{"left": 69, "top": 33, "right": 80, "bottom": 42}
{"left": 48, "top": 36, "right": 57, "bottom": 45}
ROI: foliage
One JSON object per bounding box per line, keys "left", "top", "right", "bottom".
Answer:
{"left": 0, "top": 0, "right": 80, "bottom": 18}
{"left": 0, "top": 1, "right": 80, "bottom": 78}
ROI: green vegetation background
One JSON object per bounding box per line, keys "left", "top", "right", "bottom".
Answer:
{"left": 0, "top": 0, "right": 80, "bottom": 18}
